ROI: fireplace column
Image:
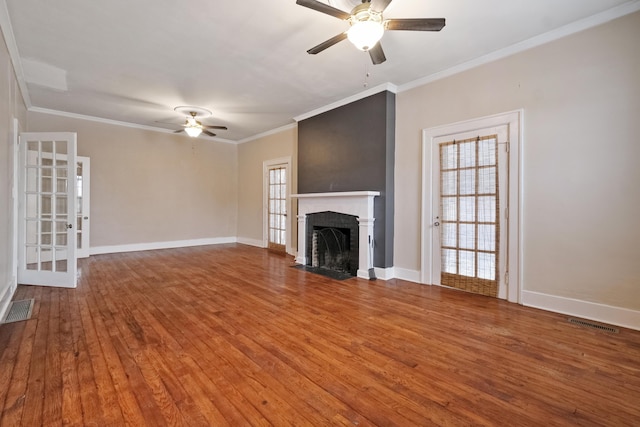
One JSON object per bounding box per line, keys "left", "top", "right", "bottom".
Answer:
{"left": 357, "top": 217, "right": 375, "bottom": 279}
{"left": 295, "top": 214, "right": 307, "bottom": 265}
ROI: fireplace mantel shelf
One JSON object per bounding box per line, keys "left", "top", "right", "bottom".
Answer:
{"left": 292, "top": 191, "right": 380, "bottom": 198}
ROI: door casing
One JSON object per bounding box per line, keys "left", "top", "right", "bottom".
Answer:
{"left": 76, "top": 156, "right": 91, "bottom": 258}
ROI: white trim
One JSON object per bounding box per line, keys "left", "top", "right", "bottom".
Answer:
{"left": 0, "top": 0, "right": 31, "bottom": 108}
{"left": 237, "top": 237, "right": 265, "bottom": 248}
{"left": 394, "top": 267, "right": 421, "bottom": 284}
{"left": 293, "top": 191, "right": 380, "bottom": 199}
{"left": 421, "top": 110, "right": 522, "bottom": 303}
{"left": 28, "top": 107, "right": 238, "bottom": 144}
{"left": 0, "top": 280, "right": 18, "bottom": 322}
{"left": 90, "top": 237, "right": 236, "bottom": 255}
{"left": 522, "top": 290, "right": 640, "bottom": 332}
{"left": 236, "top": 123, "right": 297, "bottom": 145}
{"left": 294, "top": 83, "right": 398, "bottom": 122}
{"left": 372, "top": 267, "right": 395, "bottom": 281}
{"left": 398, "top": 1, "right": 640, "bottom": 93}
{"left": 76, "top": 156, "right": 91, "bottom": 258}
{"left": 11, "top": 118, "right": 19, "bottom": 291}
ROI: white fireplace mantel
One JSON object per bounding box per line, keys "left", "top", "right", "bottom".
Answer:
{"left": 292, "top": 191, "right": 380, "bottom": 279}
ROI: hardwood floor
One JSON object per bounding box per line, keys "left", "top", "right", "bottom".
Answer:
{"left": 1, "top": 244, "right": 639, "bottom": 426}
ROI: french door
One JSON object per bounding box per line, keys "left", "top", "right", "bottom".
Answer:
{"left": 18, "top": 132, "right": 78, "bottom": 288}
{"left": 264, "top": 158, "right": 290, "bottom": 254}
{"left": 266, "top": 164, "right": 287, "bottom": 252}
{"left": 431, "top": 126, "right": 508, "bottom": 298}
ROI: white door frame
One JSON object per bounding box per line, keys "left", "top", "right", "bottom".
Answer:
{"left": 263, "top": 157, "right": 292, "bottom": 254}
{"left": 76, "top": 156, "right": 91, "bottom": 258}
{"left": 11, "top": 118, "right": 20, "bottom": 291}
{"left": 421, "top": 110, "right": 522, "bottom": 303}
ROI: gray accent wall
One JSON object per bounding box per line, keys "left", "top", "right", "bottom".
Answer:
{"left": 297, "top": 91, "right": 395, "bottom": 268}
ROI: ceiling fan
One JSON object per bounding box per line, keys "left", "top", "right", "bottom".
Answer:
{"left": 170, "top": 106, "right": 227, "bottom": 138}
{"left": 296, "top": 0, "right": 445, "bottom": 64}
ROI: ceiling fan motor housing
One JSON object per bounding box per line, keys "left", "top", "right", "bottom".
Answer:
{"left": 347, "top": 3, "right": 384, "bottom": 51}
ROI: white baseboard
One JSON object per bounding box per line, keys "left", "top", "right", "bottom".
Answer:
{"left": 522, "top": 290, "right": 640, "bottom": 331}
{"left": 90, "top": 237, "right": 237, "bottom": 255}
{"left": 373, "top": 267, "right": 395, "bottom": 281}
{"left": 393, "top": 267, "right": 422, "bottom": 284}
{"left": 0, "top": 278, "right": 18, "bottom": 322}
{"left": 357, "top": 267, "right": 394, "bottom": 281}
{"left": 237, "top": 237, "right": 265, "bottom": 248}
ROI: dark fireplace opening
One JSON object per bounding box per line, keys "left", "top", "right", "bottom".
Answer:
{"left": 312, "top": 227, "right": 351, "bottom": 274}
{"left": 306, "top": 211, "right": 358, "bottom": 277}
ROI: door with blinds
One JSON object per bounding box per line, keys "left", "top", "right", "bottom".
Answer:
{"left": 265, "top": 163, "right": 288, "bottom": 253}
{"left": 432, "top": 126, "right": 508, "bottom": 298}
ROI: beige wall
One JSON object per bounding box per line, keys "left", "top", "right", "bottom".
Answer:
{"left": 28, "top": 112, "right": 238, "bottom": 248}
{"left": 0, "top": 28, "right": 27, "bottom": 309}
{"left": 237, "top": 126, "right": 297, "bottom": 253}
{"left": 395, "top": 12, "right": 640, "bottom": 310}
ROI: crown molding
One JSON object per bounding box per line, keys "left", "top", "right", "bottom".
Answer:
{"left": 28, "top": 107, "right": 237, "bottom": 144}
{"left": 398, "top": 0, "right": 640, "bottom": 93}
{"left": 294, "top": 82, "right": 398, "bottom": 122}
{"left": 0, "top": 0, "right": 31, "bottom": 108}
{"left": 236, "top": 122, "right": 297, "bottom": 145}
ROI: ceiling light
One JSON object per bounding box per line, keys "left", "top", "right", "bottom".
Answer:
{"left": 184, "top": 126, "right": 202, "bottom": 138}
{"left": 347, "top": 9, "right": 384, "bottom": 51}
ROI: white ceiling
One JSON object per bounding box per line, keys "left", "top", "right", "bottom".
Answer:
{"left": 3, "top": 0, "right": 637, "bottom": 142}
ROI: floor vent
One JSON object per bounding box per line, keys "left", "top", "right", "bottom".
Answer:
{"left": 568, "top": 317, "right": 619, "bottom": 333}
{"left": 2, "top": 299, "right": 34, "bottom": 324}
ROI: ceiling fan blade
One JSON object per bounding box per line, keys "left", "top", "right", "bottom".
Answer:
{"left": 385, "top": 18, "right": 446, "bottom": 31}
{"left": 370, "top": 0, "right": 393, "bottom": 13}
{"left": 203, "top": 125, "right": 227, "bottom": 130}
{"left": 174, "top": 129, "right": 184, "bottom": 134}
{"left": 307, "top": 32, "right": 348, "bottom": 55}
{"left": 202, "top": 130, "right": 216, "bottom": 137}
{"left": 296, "top": 0, "right": 351, "bottom": 20}
{"left": 368, "top": 42, "right": 386, "bottom": 65}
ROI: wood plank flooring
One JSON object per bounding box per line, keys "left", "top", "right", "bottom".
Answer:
{"left": 1, "top": 244, "right": 639, "bottom": 426}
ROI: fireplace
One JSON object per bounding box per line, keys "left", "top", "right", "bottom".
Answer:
{"left": 307, "top": 211, "right": 359, "bottom": 276}
{"left": 292, "top": 191, "right": 379, "bottom": 279}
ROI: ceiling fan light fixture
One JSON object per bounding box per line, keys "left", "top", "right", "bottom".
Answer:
{"left": 184, "top": 126, "right": 202, "bottom": 138}
{"left": 347, "top": 19, "right": 384, "bottom": 51}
